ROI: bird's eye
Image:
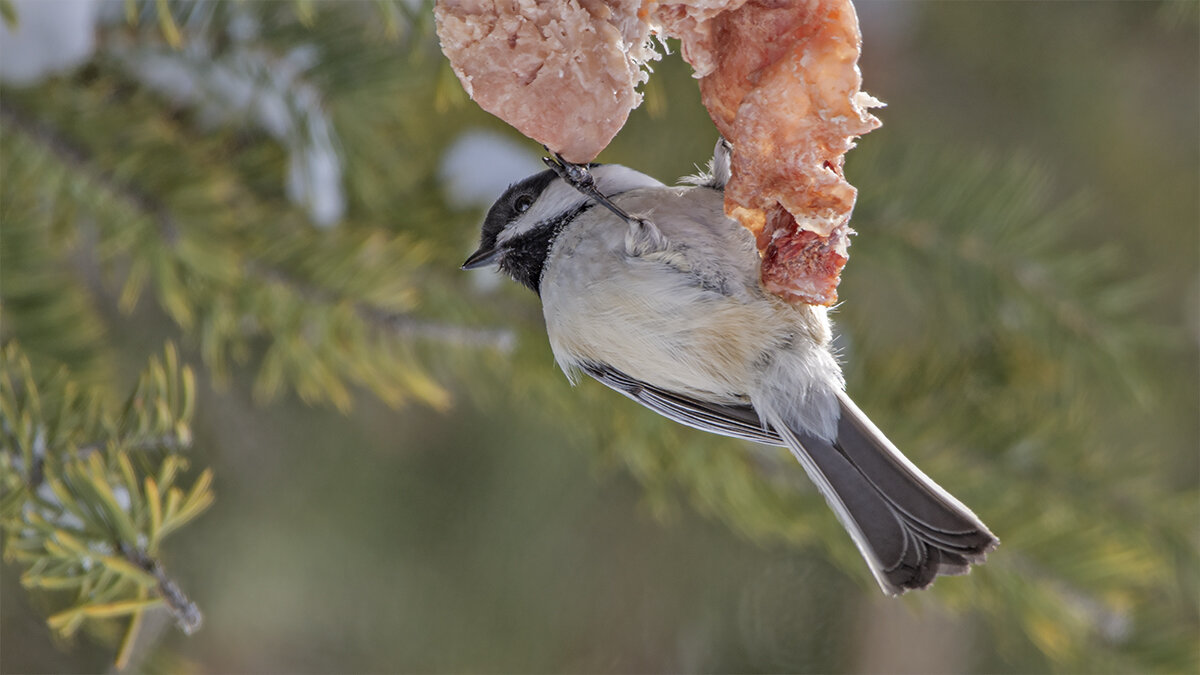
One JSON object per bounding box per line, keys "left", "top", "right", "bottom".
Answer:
{"left": 514, "top": 194, "right": 534, "bottom": 213}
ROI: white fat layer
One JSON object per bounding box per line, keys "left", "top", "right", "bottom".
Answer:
{"left": 496, "top": 165, "right": 664, "bottom": 245}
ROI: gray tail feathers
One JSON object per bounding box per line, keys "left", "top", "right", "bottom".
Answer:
{"left": 769, "top": 391, "right": 998, "bottom": 595}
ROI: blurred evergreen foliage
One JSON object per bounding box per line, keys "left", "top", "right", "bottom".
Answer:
{"left": 0, "top": 0, "right": 1196, "bottom": 672}
{"left": 0, "top": 342, "right": 210, "bottom": 670}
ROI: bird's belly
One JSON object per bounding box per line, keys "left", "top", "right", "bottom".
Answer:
{"left": 538, "top": 185, "right": 834, "bottom": 403}
{"left": 542, "top": 255, "right": 785, "bottom": 402}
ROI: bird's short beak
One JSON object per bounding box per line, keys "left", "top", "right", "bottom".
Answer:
{"left": 461, "top": 246, "right": 502, "bottom": 270}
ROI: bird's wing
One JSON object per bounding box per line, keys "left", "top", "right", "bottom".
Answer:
{"left": 580, "top": 362, "right": 784, "bottom": 446}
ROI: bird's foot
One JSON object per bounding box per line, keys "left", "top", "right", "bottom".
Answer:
{"left": 542, "top": 150, "right": 644, "bottom": 227}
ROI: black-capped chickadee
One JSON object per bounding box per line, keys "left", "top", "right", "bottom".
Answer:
{"left": 462, "top": 140, "right": 997, "bottom": 595}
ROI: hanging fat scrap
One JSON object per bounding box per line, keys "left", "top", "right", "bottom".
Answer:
{"left": 433, "top": 0, "right": 654, "bottom": 164}
{"left": 434, "top": 0, "right": 881, "bottom": 306}
{"left": 679, "top": 0, "right": 883, "bottom": 306}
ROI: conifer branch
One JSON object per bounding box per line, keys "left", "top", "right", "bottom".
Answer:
{"left": 0, "top": 342, "right": 212, "bottom": 652}
{"left": 2, "top": 96, "right": 514, "bottom": 358}
{"left": 3, "top": 93, "right": 508, "bottom": 412}
{"left": 0, "top": 99, "right": 181, "bottom": 245}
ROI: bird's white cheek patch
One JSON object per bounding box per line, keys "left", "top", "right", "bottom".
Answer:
{"left": 495, "top": 183, "right": 589, "bottom": 246}
{"left": 497, "top": 165, "right": 664, "bottom": 246}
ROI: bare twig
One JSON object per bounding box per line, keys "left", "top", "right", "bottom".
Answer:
{"left": 250, "top": 263, "right": 517, "bottom": 352}
{"left": 74, "top": 432, "right": 190, "bottom": 463}
{"left": 119, "top": 542, "right": 203, "bottom": 635}
{"left": 358, "top": 308, "right": 516, "bottom": 353}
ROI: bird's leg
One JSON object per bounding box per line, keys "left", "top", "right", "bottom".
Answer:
{"left": 542, "top": 151, "right": 642, "bottom": 226}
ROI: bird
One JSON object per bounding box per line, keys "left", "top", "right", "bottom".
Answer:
{"left": 461, "top": 139, "right": 998, "bottom": 595}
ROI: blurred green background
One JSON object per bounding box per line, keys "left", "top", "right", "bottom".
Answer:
{"left": 1, "top": 1, "right": 1197, "bottom": 673}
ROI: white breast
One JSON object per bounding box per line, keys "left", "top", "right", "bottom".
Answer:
{"left": 540, "top": 186, "right": 834, "bottom": 406}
